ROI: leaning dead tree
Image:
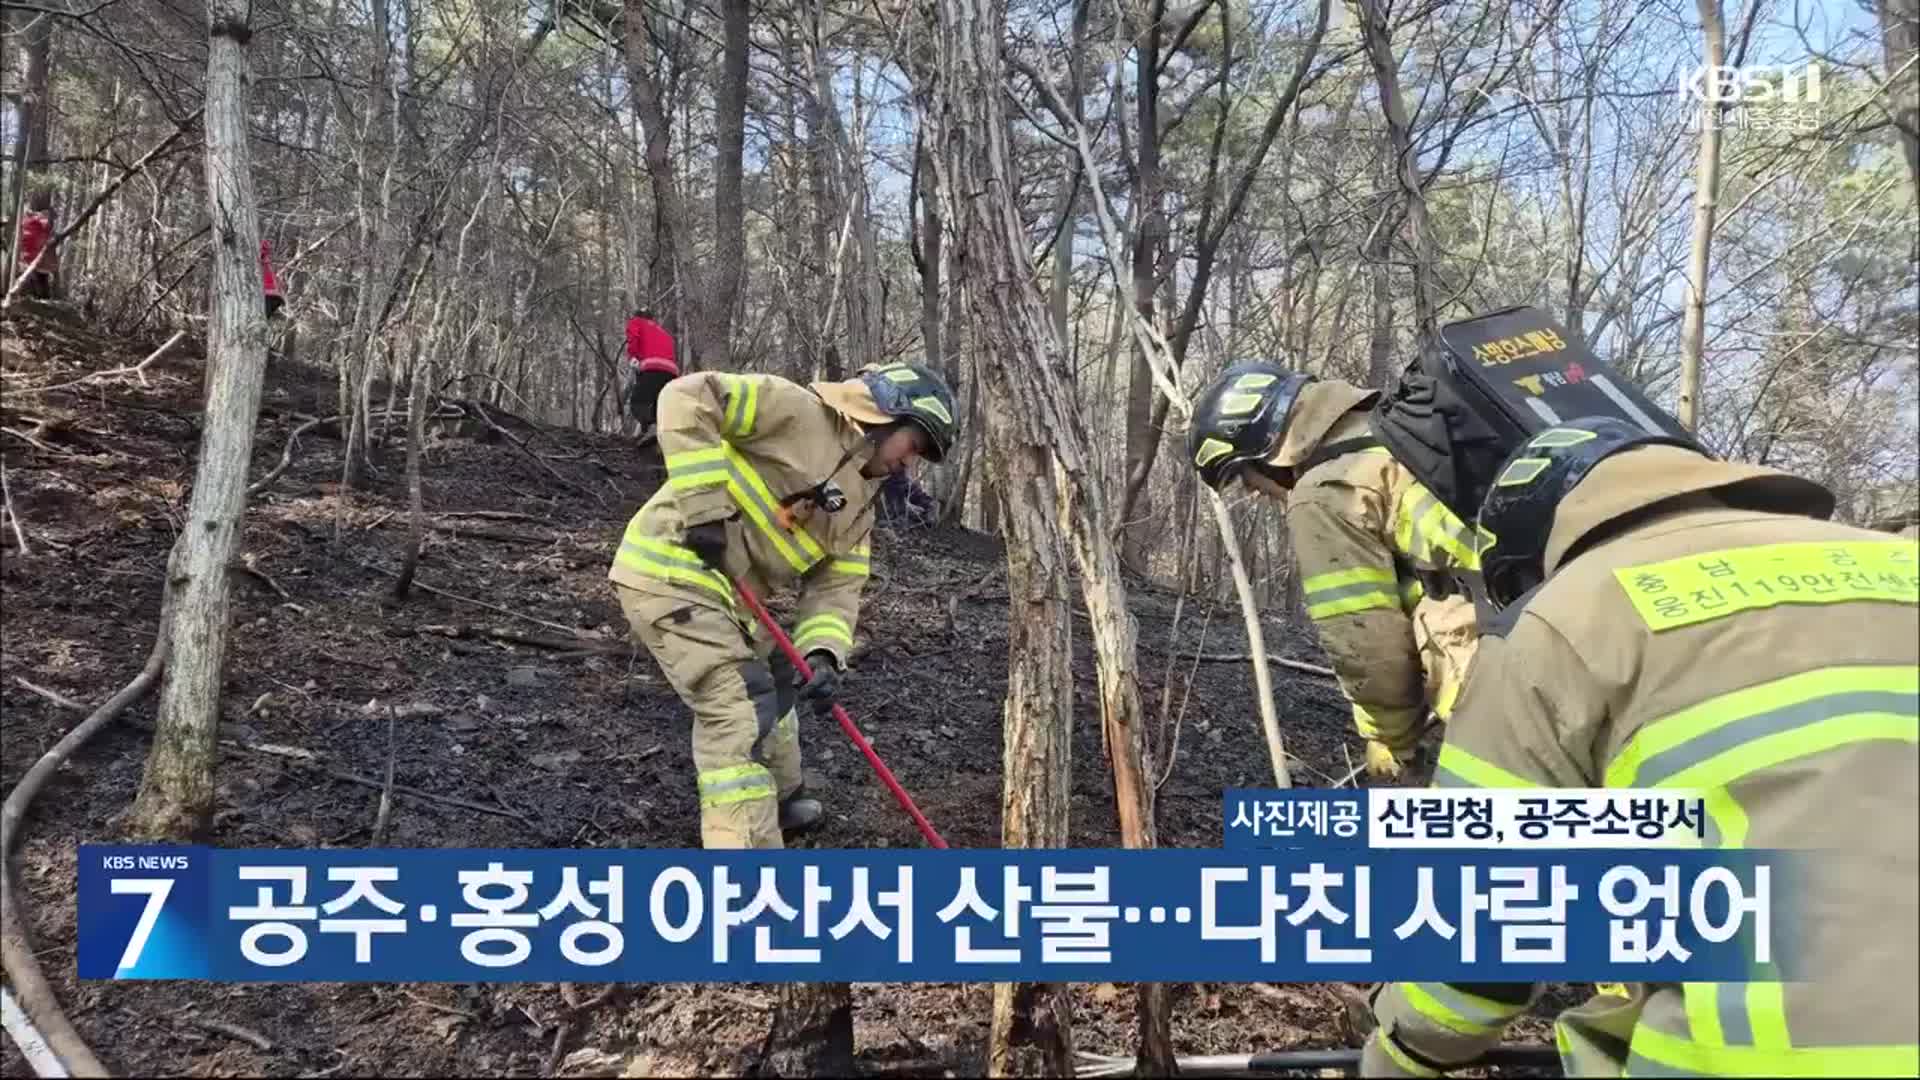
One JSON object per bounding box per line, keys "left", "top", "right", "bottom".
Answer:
{"left": 126, "top": 0, "right": 272, "bottom": 841}
{"left": 919, "top": 0, "right": 1174, "bottom": 1072}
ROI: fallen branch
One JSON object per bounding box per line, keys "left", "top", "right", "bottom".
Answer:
{"left": 248, "top": 408, "right": 445, "bottom": 498}
{"left": 231, "top": 556, "right": 299, "bottom": 609}
{"left": 1, "top": 460, "right": 28, "bottom": 555}
{"left": 371, "top": 708, "right": 398, "bottom": 847}
{"left": 413, "top": 623, "right": 623, "bottom": 655}
{"left": 464, "top": 400, "right": 607, "bottom": 510}
{"left": 9, "top": 678, "right": 84, "bottom": 711}
{"left": 1184, "top": 652, "right": 1337, "bottom": 680}
{"left": 131, "top": 332, "right": 189, "bottom": 385}
{"left": 400, "top": 990, "right": 477, "bottom": 1021}
{"left": 435, "top": 510, "right": 548, "bottom": 522}
{"left": 246, "top": 413, "right": 338, "bottom": 497}
{"left": 1, "top": 426, "right": 73, "bottom": 457}
{"left": 366, "top": 515, "right": 554, "bottom": 546}
{"left": 228, "top": 741, "right": 535, "bottom": 827}
{"left": 185, "top": 1016, "right": 272, "bottom": 1052}
{"left": 2, "top": 598, "right": 174, "bottom": 1080}
{"left": 358, "top": 561, "right": 586, "bottom": 639}
{"left": 544, "top": 985, "right": 622, "bottom": 1077}
{"left": 2, "top": 330, "right": 189, "bottom": 397}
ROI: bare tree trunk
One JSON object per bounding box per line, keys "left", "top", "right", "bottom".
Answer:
{"left": 1678, "top": 0, "right": 1728, "bottom": 431}
{"left": 921, "top": 0, "right": 1170, "bottom": 1070}
{"left": 6, "top": 8, "right": 53, "bottom": 219}
{"left": 3, "top": 10, "right": 53, "bottom": 296}
{"left": 917, "top": 140, "right": 945, "bottom": 372}
{"left": 1049, "top": 0, "right": 1091, "bottom": 390}
{"left": 699, "top": 0, "right": 751, "bottom": 369}
{"left": 804, "top": 7, "right": 835, "bottom": 379}
{"left": 393, "top": 355, "right": 428, "bottom": 599}
{"left": 128, "top": 0, "right": 268, "bottom": 842}
{"left": 621, "top": 0, "right": 687, "bottom": 345}
{"left": 1882, "top": 0, "right": 1920, "bottom": 195}
{"left": 1355, "top": 0, "right": 1440, "bottom": 355}
{"left": 1121, "top": 0, "right": 1166, "bottom": 573}
{"left": 1366, "top": 217, "right": 1396, "bottom": 385}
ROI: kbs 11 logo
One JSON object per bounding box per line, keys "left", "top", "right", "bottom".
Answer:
{"left": 1678, "top": 61, "right": 1825, "bottom": 133}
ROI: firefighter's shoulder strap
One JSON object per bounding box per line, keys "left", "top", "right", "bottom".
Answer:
{"left": 1298, "top": 436, "right": 1384, "bottom": 475}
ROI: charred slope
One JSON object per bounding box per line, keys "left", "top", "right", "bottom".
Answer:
{"left": 1, "top": 306, "right": 1553, "bottom": 1077}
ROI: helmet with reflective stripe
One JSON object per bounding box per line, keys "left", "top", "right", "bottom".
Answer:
{"left": 1476, "top": 416, "right": 1698, "bottom": 609}
{"left": 859, "top": 362, "right": 958, "bottom": 463}
{"left": 1187, "top": 362, "right": 1316, "bottom": 490}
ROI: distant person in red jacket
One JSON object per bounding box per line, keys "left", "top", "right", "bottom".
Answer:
{"left": 14, "top": 190, "right": 58, "bottom": 300}
{"left": 260, "top": 239, "right": 284, "bottom": 318}
{"left": 624, "top": 307, "right": 679, "bottom": 438}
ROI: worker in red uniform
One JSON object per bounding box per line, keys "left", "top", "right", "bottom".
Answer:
{"left": 13, "top": 190, "right": 58, "bottom": 300}
{"left": 261, "top": 239, "right": 284, "bottom": 318}
{"left": 626, "top": 308, "right": 680, "bottom": 439}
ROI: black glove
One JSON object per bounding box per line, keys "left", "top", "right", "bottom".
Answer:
{"left": 684, "top": 520, "right": 730, "bottom": 572}
{"left": 799, "top": 651, "right": 839, "bottom": 718}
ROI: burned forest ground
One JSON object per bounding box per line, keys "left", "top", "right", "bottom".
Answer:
{"left": 0, "top": 303, "right": 1563, "bottom": 1078}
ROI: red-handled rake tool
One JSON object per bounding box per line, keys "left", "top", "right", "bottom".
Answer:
{"left": 733, "top": 580, "right": 949, "bottom": 849}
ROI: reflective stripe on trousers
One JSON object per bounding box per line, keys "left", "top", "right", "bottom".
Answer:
{"left": 697, "top": 762, "right": 774, "bottom": 808}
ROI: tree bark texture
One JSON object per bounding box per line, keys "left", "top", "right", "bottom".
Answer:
{"left": 1882, "top": 0, "right": 1920, "bottom": 195}
{"left": 8, "top": 9, "right": 53, "bottom": 215}
{"left": 700, "top": 0, "right": 751, "bottom": 368}
{"left": 1678, "top": 0, "right": 1728, "bottom": 431}
{"left": 1121, "top": 0, "right": 1166, "bottom": 573}
{"left": 5, "top": 9, "right": 55, "bottom": 294}
{"left": 621, "top": 0, "right": 687, "bottom": 341}
{"left": 1355, "top": 0, "right": 1439, "bottom": 357}
{"left": 128, "top": 0, "right": 270, "bottom": 842}
{"left": 920, "top": 0, "right": 1172, "bottom": 1071}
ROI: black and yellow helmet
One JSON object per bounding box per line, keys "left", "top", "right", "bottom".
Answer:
{"left": 860, "top": 362, "right": 959, "bottom": 463}
{"left": 1476, "top": 417, "right": 1697, "bottom": 609}
{"left": 1187, "top": 362, "right": 1316, "bottom": 490}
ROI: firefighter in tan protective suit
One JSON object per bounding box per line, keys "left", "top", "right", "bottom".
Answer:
{"left": 607, "top": 362, "right": 959, "bottom": 850}
{"left": 1187, "top": 363, "right": 1487, "bottom": 780}
{"left": 1360, "top": 417, "right": 1920, "bottom": 1078}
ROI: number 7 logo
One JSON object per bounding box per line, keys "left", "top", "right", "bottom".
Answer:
{"left": 110, "top": 878, "right": 174, "bottom": 973}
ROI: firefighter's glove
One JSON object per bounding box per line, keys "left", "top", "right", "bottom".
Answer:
{"left": 684, "top": 520, "right": 730, "bottom": 572}
{"left": 1365, "top": 739, "right": 1412, "bottom": 781}
{"left": 799, "top": 652, "right": 840, "bottom": 719}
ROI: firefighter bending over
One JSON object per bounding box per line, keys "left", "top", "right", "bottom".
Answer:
{"left": 1187, "top": 364, "right": 1486, "bottom": 780}
{"left": 606, "top": 362, "right": 958, "bottom": 849}
{"left": 1360, "top": 417, "right": 1919, "bottom": 1078}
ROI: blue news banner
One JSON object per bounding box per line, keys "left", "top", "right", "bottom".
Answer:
{"left": 79, "top": 791, "right": 1800, "bottom": 986}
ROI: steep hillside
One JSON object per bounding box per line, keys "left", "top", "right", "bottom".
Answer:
{"left": 0, "top": 304, "right": 1555, "bottom": 1076}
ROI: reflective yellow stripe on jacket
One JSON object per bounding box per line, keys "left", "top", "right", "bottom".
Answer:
{"left": 793, "top": 613, "right": 854, "bottom": 656}
{"left": 1303, "top": 566, "right": 1399, "bottom": 620}
{"left": 1440, "top": 663, "right": 1919, "bottom": 1075}
{"left": 613, "top": 519, "right": 735, "bottom": 606}
{"left": 1394, "top": 480, "right": 1489, "bottom": 572}
{"left": 1625, "top": 1024, "right": 1919, "bottom": 1077}
{"left": 662, "top": 443, "right": 828, "bottom": 575}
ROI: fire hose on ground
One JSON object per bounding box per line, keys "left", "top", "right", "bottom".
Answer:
{"left": 734, "top": 579, "right": 949, "bottom": 849}
{"left": 1075, "top": 1044, "right": 1562, "bottom": 1077}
